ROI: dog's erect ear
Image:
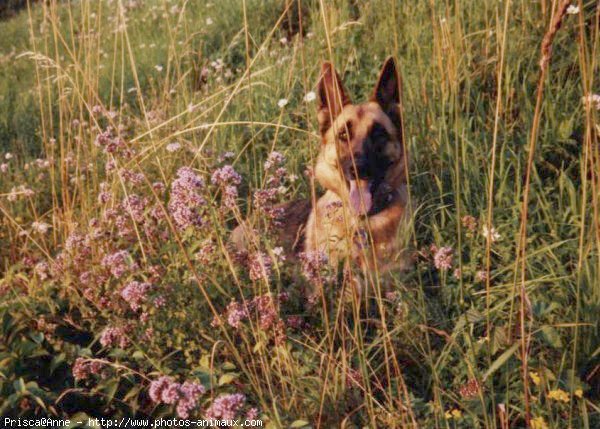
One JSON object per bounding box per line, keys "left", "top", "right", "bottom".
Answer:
{"left": 317, "top": 62, "right": 350, "bottom": 135}
{"left": 371, "top": 57, "right": 402, "bottom": 129}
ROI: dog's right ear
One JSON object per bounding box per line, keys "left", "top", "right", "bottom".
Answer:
{"left": 317, "top": 62, "right": 350, "bottom": 135}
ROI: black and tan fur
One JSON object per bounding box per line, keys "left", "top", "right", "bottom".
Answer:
{"left": 234, "top": 57, "right": 409, "bottom": 274}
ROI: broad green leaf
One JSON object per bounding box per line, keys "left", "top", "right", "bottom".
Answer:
{"left": 218, "top": 373, "right": 239, "bottom": 385}
{"left": 483, "top": 343, "right": 519, "bottom": 381}
{"left": 540, "top": 326, "right": 563, "bottom": 348}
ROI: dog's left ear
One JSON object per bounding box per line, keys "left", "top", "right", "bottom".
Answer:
{"left": 371, "top": 57, "right": 402, "bottom": 129}
{"left": 317, "top": 62, "right": 350, "bottom": 135}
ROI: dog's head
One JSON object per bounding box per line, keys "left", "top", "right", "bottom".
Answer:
{"left": 314, "top": 57, "right": 406, "bottom": 216}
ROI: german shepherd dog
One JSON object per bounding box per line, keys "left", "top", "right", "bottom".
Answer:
{"left": 234, "top": 57, "right": 409, "bottom": 282}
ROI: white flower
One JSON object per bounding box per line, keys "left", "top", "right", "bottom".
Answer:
{"left": 206, "top": 17, "right": 213, "bottom": 25}
{"left": 0, "top": 163, "right": 8, "bottom": 173}
{"left": 187, "top": 103, "right": 195, "bottom": 113}
{"left": 277, "top": 98, "right": 288, "bottom": 108}
{"left": 582, "top": 93, "right": 600, "bottom": 110}
{"left": 32, "top": 221, "right": 51, "bottom": 234}
{"left": 5, "top": 153, "right": 13, "bottom": 160}
{"left": 482, "top": 225, "right": 501, "bottom": 242}
{"left": 154, "top": 64, "right": 163, "bottom": 72}
{"left": 566, "top": 5, "right": 580, "bottom": 15}
{"left": 273, "top": 246, "right": 286, "bottom": 262}
{"left": 279, "top": 37, "right": 288, "bottom": 45}
{"left": 304, "top": 91, "right": 316, "bottom": 102}
{"left": 166, "top": 142, "right": 181, "bottom": 152}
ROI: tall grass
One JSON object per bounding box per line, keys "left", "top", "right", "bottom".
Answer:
{"left": 0, "top": 0, "right": 598, "bottom": 427}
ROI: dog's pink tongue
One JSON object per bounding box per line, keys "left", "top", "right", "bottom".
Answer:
{"left": 349, "top": 179, "right": 372, "bottom": 216}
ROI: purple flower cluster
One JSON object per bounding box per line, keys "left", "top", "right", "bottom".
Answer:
{"left": 299, "top": 250, "right": 328, "bottom": 284}
{"left": 211, "top": 165, "right": 242, "bottom": 209}
{"left": 461, "top": 215, "right": 477, "bottom": 233}
{"left": 215, "top": 293, "right": 286, "bottom": 344}
{"left": 251, "top": 151, "right": 289, "bottom": 226}
{"left": 168, "top": 167, "right": 206, "bottom": 230}
{"left": 101, "top": 250, "right": 135, "bottom": 278}
{"left": 205, "top": 393, "right": 246, "bottom": 420}
{"left": 345, "top": 368, "right": 364, "bottom": 389}
{"left": 252, "top": 294, "right": 278, "bottom": 330}
{"left": 211, "top": 165, "right": 242, "bottom": 186}
{"left": 34, "top": 261, "right": 50, "bottom": 280}
{"left": 120, "top": 280, "right": 152, "bottom": 311}
{"left": 433, "top": 246, "right": 454, "bottom": 270}
{"left": 72, "top": 357, "right": 104, "bottom": 381}
{"left": 120, "top": 168, "right": 145, "bottom": 185}
{"left": 286, "top": 315, "right": 307, "bottom": 330}
{"left": 100, "top": 326, "right": 130, "bottom": 348}
{"left": 64, "top": 232, "right": 92, "bottom": 265}
{"left": 94, "top": 127, "right": 126, "bottom": 154}
{"left": 225, "top": 301, "right": 249, "bottom": 328}
{"left": 65, "top": 232, "right": 91, "bottom": 255}
{"left": 98, "top": 182, "right": 111, "bottom": 204}
{"left": 195, "top": 240, "right": 216, "bottom": 265}
{"left": 149, "top": 376, "right": 206, "bottom": 419}
{"left": 121, "top": 194, "right": 148, "bottom": 223}
{"left": 263, "top": 151, "right": 285, "bottom": 171}
{"left": 247, "top": 251, "right": 272, "bottom": 282}
{"left": 476, "top": 270, "right": 488, "bottom": 282}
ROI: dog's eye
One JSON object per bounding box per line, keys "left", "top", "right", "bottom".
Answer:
{"left": 336, "top": 121, "right": 353, "bottom": 142}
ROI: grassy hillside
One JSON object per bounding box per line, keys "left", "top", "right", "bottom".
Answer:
{"left": 0, "top": 0, "right": 599, "bottom": 427}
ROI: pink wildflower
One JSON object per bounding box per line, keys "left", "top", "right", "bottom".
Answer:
{"left": 299, "top": 250, "right": 328, "bottom": 284}
{"left": 433, "top": 246, "right": 454, "bottom": 270}
{"left": 100, "top": 326, "right": 130, "bottom": 348}
{"left": 264, "top": 151, "right": 285, "bottom": 171}
{"left": 205, "top": 393, "right": 246, "bottom": 420}
{"left": 149, "top": 376, "right": 205, "bottom": 419}
{"left": 168, "top": 167, "right": 206, "bottom": 230}
{"left": 247, "top": 252, "right": 272, "bottom": 281}
{"left": 34, "top": 262, "right": 50, "bottom": 280}
{"left": 72, "top": 358, "right": 104, "bottom": 381}
{"left": 226, "top": 301, "right": 249, "bottom": 329}
{"left": 253, "top": 294, "right": 278, "bottom": 330}
{"left": 476, "top": 270, "right": 488, "bottom": 282}
{"left": 195, "top": 241, "right": 216, "bottom": 264}
{"left": 120, "top": 281, "right": 152, "bottom": 311}
{"left": 101, "top": 250, "right": 134, "bottom": 278}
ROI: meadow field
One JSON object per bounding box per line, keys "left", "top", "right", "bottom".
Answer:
{"left": 0, "top": 0, "right": 599, "bottom": 427}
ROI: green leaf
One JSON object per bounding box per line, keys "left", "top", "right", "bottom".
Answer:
{"left": 465, "top": 308, "right": 483, "bottom": 324}
{"left": 13, "top": 378, "right": 26, "bottom": 393}
{"left": 50, "top": 353, "right": 66, "bottom": 375}
{"left": 222, "top": 361, "right": 236, "bottom": 370}
{"left": 482, "top": 343, "right": 519, "bottom": 381}
{"left": 132, "top": 350, "right": 145, "bottom": 360}
{"left": 29, "top": 332, "right": 44, "bottom": 344}
{"left": 123, "top": 385, "right": 141, "bottom": 402}
{"left": 253, "top": 340, "right": 265, "bottom": 353}
{"left": 558, "top": 118, "right": 573, "bottom": 140}
{"left": 218, "top": 373, "right": 239, "bottom": 385}
{"left": 540, "top": 326, "right": 563, "bottom": 349}
{"left": 290, "top": 420, "right": 310, "bottom": 428}
{"left": 100, "top": 379, "right": 120, "bottom": 402}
